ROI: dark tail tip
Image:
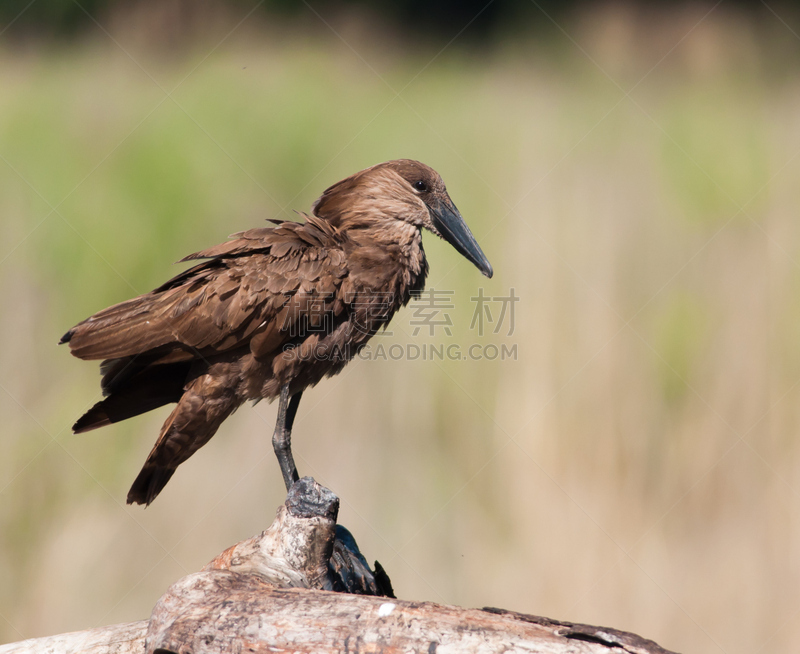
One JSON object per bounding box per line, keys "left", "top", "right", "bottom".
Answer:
{"left": 59, "top": 329, "right": 74, "bottom": 345}
{"left": 127, "top": 464, "right": 176, "bottom": 506}
{"left": 73, "top": 404, "right": 111, "bottom": 434}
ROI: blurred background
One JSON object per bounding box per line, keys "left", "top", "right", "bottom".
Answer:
{"left": 2, "top": 1, "right": 800, "bottom": 652}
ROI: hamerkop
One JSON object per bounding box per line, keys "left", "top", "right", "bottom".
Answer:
{"left": 61, "top": 160, "right": 493, "bottom": 505}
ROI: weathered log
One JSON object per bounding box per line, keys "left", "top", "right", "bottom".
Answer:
{"left": 203, "top": 476, "right": 394, "bottom": 597}
{"left": 0, "top": 621, "right": 147, "bottom": 654}
{"left": 0, "top": 478, "right": 677, "bottom": 654}
{"left": 146, "top": 574, "right": 676, "bottom": 654}
{"left": 0, "top": 591, "right": 677, "bottom": 654}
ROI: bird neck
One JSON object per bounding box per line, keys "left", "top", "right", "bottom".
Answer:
{"left": 340, "top": 219, "right": 428, "bottom": 296}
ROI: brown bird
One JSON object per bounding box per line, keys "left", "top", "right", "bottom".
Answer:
{"left": 61, "top": 159, "right": 493, "bottom": 505}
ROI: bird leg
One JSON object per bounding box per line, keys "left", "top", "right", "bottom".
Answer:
{"left": 273, "top": 384, "right": 303, "bottom": 491}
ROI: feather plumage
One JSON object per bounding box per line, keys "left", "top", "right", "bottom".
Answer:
{"left": 62, "top": 159, "right": 491, "bottom": 505}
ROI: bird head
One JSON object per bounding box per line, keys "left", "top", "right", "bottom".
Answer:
{"left": 312, "top": 159, "right": 493, "bottom": 278}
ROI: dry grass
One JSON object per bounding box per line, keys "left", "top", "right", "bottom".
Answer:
{"left": 1, "top": 5, "right": 800, "bottom": 653}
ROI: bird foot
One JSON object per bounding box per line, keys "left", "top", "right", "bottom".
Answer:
{"left": 204, "top": 476, "right": 394, "bottom": 598}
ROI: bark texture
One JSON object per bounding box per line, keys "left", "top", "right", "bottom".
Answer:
{"left": 0, "top": 478, "right": 677, "bottom": 654}
{"left": 0, "top": 590, "right": 677, "bottom": 654}
{"left": 146, "top": 574, "right": 676, "bottom": 654}
{"left": 0, "top": 621, "right": 147, "bottom": 654}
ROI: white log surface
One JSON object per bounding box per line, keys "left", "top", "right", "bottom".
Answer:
{"left": 0, "top": 582, "right": 676, "bottom": 654}
{"left": 0, "top": 479, "right": 677, "bottom": 654}
{"left": 0, "top": 621, "right": 146, "bottom": 654}
{"left": 144, "top": 571, "right": 676, "bottom": 654}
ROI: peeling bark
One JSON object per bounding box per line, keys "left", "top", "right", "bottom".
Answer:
{"left": 0, "top": 479, "right": 677, "bottom": 654}
{"left": 146, "top": 575, "right": 676, "bottom": 654}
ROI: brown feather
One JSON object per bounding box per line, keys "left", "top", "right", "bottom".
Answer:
{"left": 62, "top": 160, "right": 489, "bottom": 504}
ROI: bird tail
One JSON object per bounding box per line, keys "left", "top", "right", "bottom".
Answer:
{"left": 126, "top": 374, "right": 241, "bottom": 506}
{"left": 73, "top": 360, "right": 192, "bottom": 433}
{"left": 127, "top": 460, "right": 178, "bottom": 507}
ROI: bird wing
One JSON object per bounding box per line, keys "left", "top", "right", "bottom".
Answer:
{"left": 61, "top": 215, "right": 349, "bottom": 361}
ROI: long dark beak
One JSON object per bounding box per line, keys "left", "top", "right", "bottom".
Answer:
{"left": 430, "top": 198, "right": 493, "bottom": 278}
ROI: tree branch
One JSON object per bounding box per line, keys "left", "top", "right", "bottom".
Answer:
{"left": 0, "top": 478, "right": 677, "bottom": 654}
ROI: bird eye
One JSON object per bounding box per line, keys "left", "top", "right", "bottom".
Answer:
{"left": 414, "top": 180, "right": 428, "bottom": 192}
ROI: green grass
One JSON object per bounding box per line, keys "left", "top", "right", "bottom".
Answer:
{"left": 1, "top": 10, "right": 800, "bottom": 654}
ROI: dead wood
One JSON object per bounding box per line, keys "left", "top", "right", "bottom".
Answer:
{"left": 0, "top": 621, "right": 147, "bottom": 654}
{"left": 0, "top": 478, "right": 677, "bottom": 654}
{"left": 146, "top": 574, "right": 677, "bottom": 654}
